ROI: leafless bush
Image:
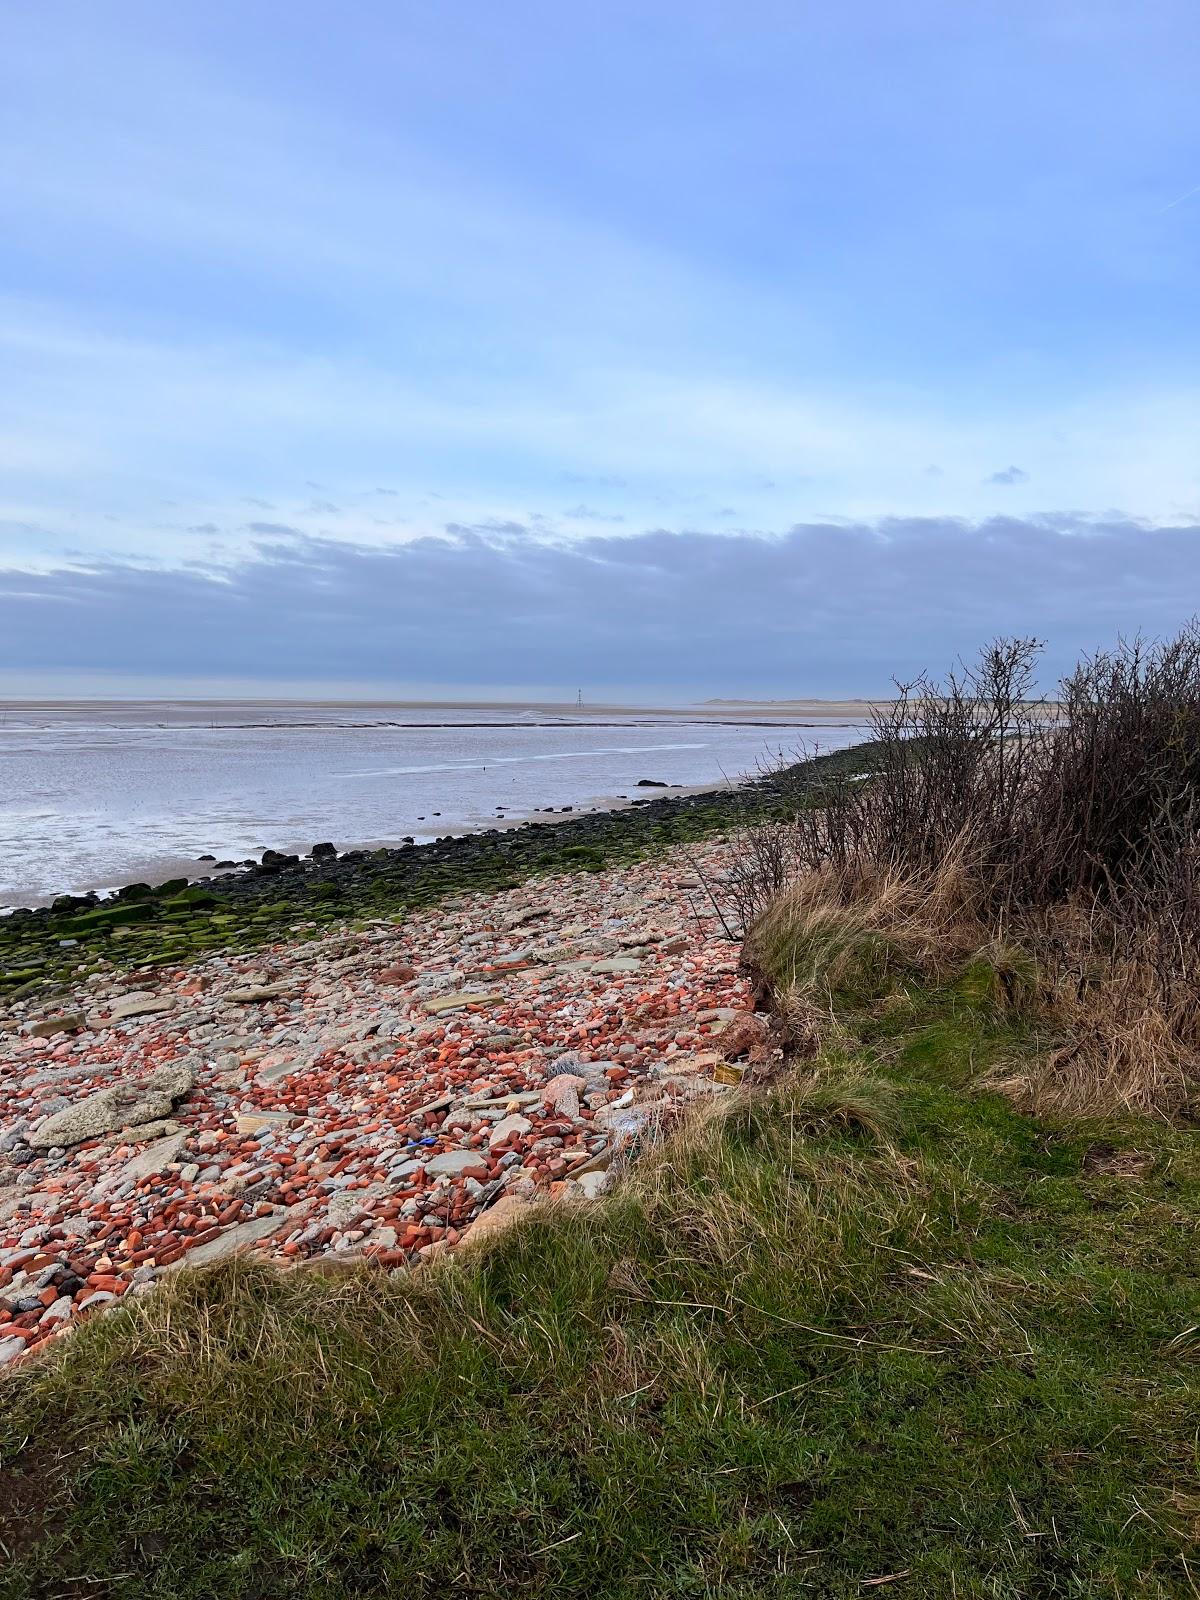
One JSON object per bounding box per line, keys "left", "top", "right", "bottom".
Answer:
{"left": 789, "top": 638, "right": 1050, "bottom": 908}
{"left": 736, "top": 626, "right": 1200, "bottom": 1117}
{"left": 708, "top": 819, "right": 806, "bottom": 938}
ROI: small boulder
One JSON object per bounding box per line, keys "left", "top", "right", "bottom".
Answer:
{"left": 488, "top": 1112, "right": 532, "bottom": 1149}
{"left": 542, "top": 1073, "right": 587, "bottom": 1119}
{"left": 717, "top": 1011, "right": 770, "bottom": 1061}
{"left": 378, "top": 965, "right": 417, "bottom": 985}
{"left": 27, "top": 1061, "right": 195, "bottom": 1150}
{"left": 111, "top": 994, "right": 176, "bottom": 1022}
{"left": 460, "top": 1194, "right": 533, "bottom": 1249}
{"left": 574, "top": 1169, "right": 611, "bottom": 1200}
{"left": 28, "top": 1013, "right": 86, "bottom": 1039}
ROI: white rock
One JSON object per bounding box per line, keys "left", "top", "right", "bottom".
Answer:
{"left": 425, "top": 1149, "right": 488, "bottom": 1177}
{"left": 488, "top": 1113, "right": 532, "bottom": 1148}
{"left": 112, "top": 994, "right": 176, "bottom": 1022}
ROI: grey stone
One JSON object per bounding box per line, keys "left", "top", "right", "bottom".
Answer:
{"left": 578, "top": 1059, "right": 617, "bottom": 1085}
{"left": 111, "top": 994, "right": 176, "bottom": 1022}
{"left": 28, "top": 1013, "right": 86, "bottom": 1039}
{"left": 546, "top": 1051, "right": 584, "bottom": 1077}
{"left": 0, "top": 1336, "right": 26, "bottom": 1366}
{"left": 388, "top": 1157, "right": 425, "bottom": 1180}
{"left": 422, "top": 990, "right": 503, "bottom": 1016}
{"left": 165, "top": 1205, "right": 306, "bottom": 1270}
{"left": 27, "top": 1062, "right": 196, "bottom": 1150}
{"left": 255, "top": 1053, "right": 317, "bottom": 1086}
{"left": 488, "top": 1113, "right": 532, "bottom": 1148}
{"left": 425, "top": 1148, "right": 489, "bottom": 1177}
{"left": 95, "top": 1131, "right": 187, "bottom": 1195}
{"left": 77, "top": 1290, "right": 117, "bottom": 1312}
{"left": 224, "top": 983, "right": 297, "bottom": 1003}
{"left": 98, "top": 1117, "right": 183, "bottom": 1144}
{"left": 327, "top": 1191, "right": 368, "bottom": 1227}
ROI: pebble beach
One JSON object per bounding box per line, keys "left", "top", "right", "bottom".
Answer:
{"left": 1, "top": 840, "right": 772, "bottom": 1366}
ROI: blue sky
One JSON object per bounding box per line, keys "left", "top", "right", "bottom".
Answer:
{"left": 3, "top": 1, "right": 1199, "bottom": 694}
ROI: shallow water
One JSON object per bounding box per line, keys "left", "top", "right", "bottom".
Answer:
{"left": 0, "top": 701, "right": 865, "bottom": 906}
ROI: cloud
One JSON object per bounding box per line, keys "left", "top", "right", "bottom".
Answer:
{"left": 559, "top": 472, "right": 629, "bottom": 489}
{"left": 563, "top": 504, "right": 626, "bottom": 523}
{"left": 3, "top": 515, "right": 1197, "bottom": 695}
{"left": 243, "top": 521, "right": 305, "bottom": 536}
{"left": 187, "top": 522, "right": 220, "bottom": 534}
{"left": 988, "top": 465, "right": 1029, "bottom": 485}
{"left": 241, "top": 497, "right": 276, "bottom": 510}
{"left": 443, "top": 518, "right": 528, "bottom": 538}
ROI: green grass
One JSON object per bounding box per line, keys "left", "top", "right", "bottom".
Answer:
{"left": 2, "top": 966, "right": 1197, "bottom": 1597}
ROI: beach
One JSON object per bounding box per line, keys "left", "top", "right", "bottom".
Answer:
{"left": 0, "top": 743, "right": 873, "bottom": 1361}
{"left": 1, "top": 836, "right": 768, "bottom": 1363}
{"left": 0, "top": 700, "right": 869, "bottom": 908}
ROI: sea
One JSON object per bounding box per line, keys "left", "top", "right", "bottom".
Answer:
{"left": 0, "top": 701, "right": 868, "bottom": 908}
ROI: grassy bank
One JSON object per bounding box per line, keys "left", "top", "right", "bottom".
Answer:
{"left": 2, "top": 922, "right": 1196, "bottom": 1596}
{"left": 0, "top": 744, "right": 870, "bottom": 1007}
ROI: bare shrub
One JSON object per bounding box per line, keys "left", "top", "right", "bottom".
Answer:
{"left": 788, "top": 638, "right": 1050, "bottom": 911}
{"left": 714, "top": 817, "right": 807, "bottom": 938}
{"left": 739, "top": 626, "right": 1200, "bottom": 1118}
{"left": 1038, "top": 623, "right": 1200, "bottom": 903}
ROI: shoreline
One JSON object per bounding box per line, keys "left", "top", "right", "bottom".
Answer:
{"left": 0, "top": 704, "right": 868, "bottom": 912}
{"left": 0, "top": 744, "right": 873, "bottom": 1003}
{"left": 1, "top": 777, "right": 745, "bottom": 914}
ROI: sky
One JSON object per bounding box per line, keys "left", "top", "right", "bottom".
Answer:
{"left": 2, "top": 0, "right": 1199, "bottom": 697}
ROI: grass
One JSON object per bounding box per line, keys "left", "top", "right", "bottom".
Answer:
{"left": 748, "top": 854, "right": 1200, "bottom": 1121}
{"left": 3, "top": 927, "right": 1198, "bottom": 1597}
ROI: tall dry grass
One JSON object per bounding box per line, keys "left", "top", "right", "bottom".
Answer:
{"left": 740, "top": 630, "right": 1200, "bottom": 1119}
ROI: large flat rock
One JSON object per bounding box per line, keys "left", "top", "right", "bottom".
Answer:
{"left": 111, "top": 994, "right": 177, "bottom": 1022}
{"left": 95, "top": 1131, "right": 188, "bottom": 1196}
{"left": 224, "top": 983, "right": 297, "bottom": 1003}
{"left": 166, "top": 1205, "right": 307, "bottom": 1270}
{"left": 422, "top": 990, "right": 503, "bottom": 1016}
{"left": 27, "top": 1062, "right": 196, "bottom": 1150}
{"left": 425, "top": 1148, "right": 490, "bottom": 1177}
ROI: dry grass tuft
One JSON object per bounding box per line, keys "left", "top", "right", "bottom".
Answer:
{"left": 740, "top": 630, "right": 1200, "bottom": 1120}
{"left": 748, "top": 853, "right": 984, "bottom": 1004}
